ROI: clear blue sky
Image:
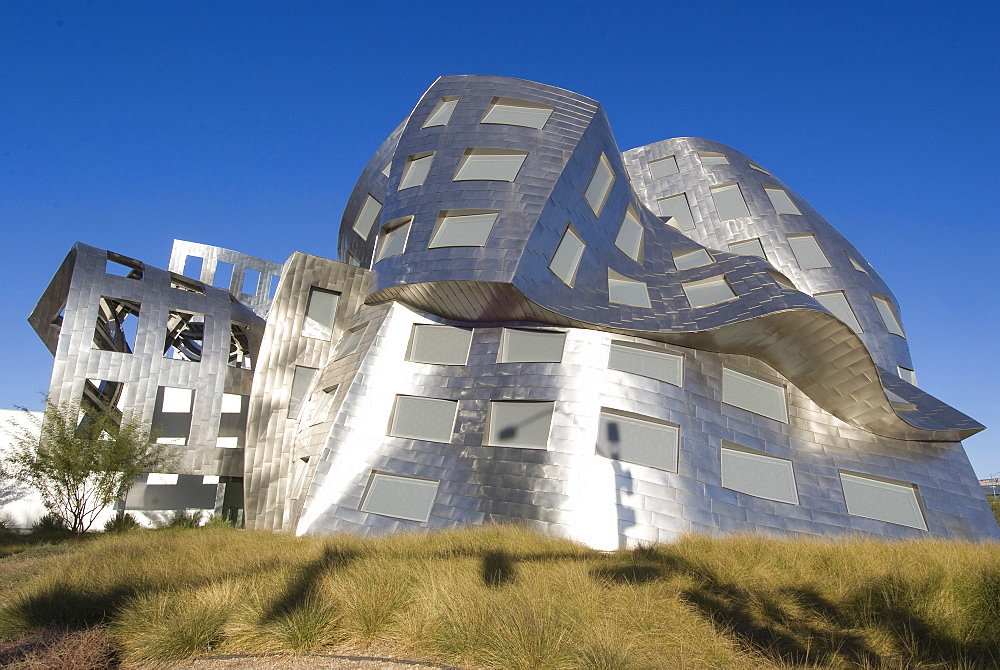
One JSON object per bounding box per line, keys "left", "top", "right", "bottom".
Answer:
{"left": 3, "top": 1, "right": 998, "bottom": 476}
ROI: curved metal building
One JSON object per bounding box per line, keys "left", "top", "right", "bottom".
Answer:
{"left": 30, "top": 75, "right": 997, "bottom": 545}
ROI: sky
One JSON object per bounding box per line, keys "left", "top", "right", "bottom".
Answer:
{"left": 2, "top": 1, "right": 998, "bottom": 476}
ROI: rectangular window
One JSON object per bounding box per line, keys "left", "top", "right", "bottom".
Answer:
{"left": 105, "top": 252, "right": 143, "bottom": 280}
{"left": 422, "top": 97, "right": 459, "bottom": 128}
{"left": 454, "top": 149, "right": 528, "bottom": 181}
{"left": 307, "top": 385, "right": 339, "bottom": 427}
{"left": 748, "top": 163, "right": 772, "bottom": 176}
{"left": 656, "top": 193, "right": 695, "bottom": 230}
{"left": 268, "top": 274, "right": 281, "bottom": 299}
{"left": 848, "top": 255, "right": 868, "bottom": 273}
{"left": 429, "top": 210, "right": 498, "bottom": 248}
{"left": 301, "top": 286, "right": 340, "bottom": 340}
{"left": 93, "top": 297, "right": 140, "bottom": 354}
{"left": 399, "top": 152, "right": 433, "bottom": 190}
{"left": 240, "top": 269, "right": 260, "bottom": 296}
{"left": 229, "top": 322, "right": 253, "bottom": 370}
{"left": 728, "top": 238, "right": 767, "bottom": 259}
{"left": 683, "top": 276, "right": 736, "bottom": 307}
{"left": 83, "top": 379, "right": 127, "bottom": 413}
{"left": 608, "top": 341, "right": 683, "bottom": 386}
{"left": 288, "top": 366, "right": 318, "bottom": 419}
{"left": 153, "top": 386, "right": 193, "bottom": 446}
{"left": 608, "top": 274, "right": 652, "bottom": 308}
{"left": 407, "top": 324, "right": 474, "bottom": 365}
{"left": 614, "top": 208, "right": 643, "bottom": 263}
{"left": 722, "top": 368, "right": 788, "bottom": 423}
{"left": 584, "top": 154, "right": 615, "bottom": 216}
{"left": 352, "top": 194, "right": 382, "bottom": 240}
{"left": 897, "top": 366, "right": 917, "bottom": 386}
{"left": 221, "top": 393, "right": 244, "bottom": 414}
{"left": 596, "top": 409, "right": 679, "bottom": 472}
{"left": 164, "top": 311, "right": 204, "bottom": 362}
{"left": 389, "top": 395, "right": 458, "bottom": 443}
{"left": 182, "top": 255, "right": 204, "bottom": 280}
{"left": 814, "top": 291, "right": 863, "bottom": 333}
{"left": 481, "top": 97, "right": 553, "bottom": 129}
{"left": 360, "top": 472, "right": 439, "bottom": 523}
{"left": 787, "top": 234, "right": 831, "bottom": 269}
{"left": 213, "top": 261, "right": 234, "bottom": 289}
{"left": 840, "top": 472, "right": 927, "bottom": 531}
{"left": 763, "top": 186, "right": 801, "bottom": 215}
{"left": 721, "top": 443, "right": 798, "bottom": 504}
{"left": 549, "top": 225, "right": 586, "bottom": 286}
{"left": 499, "top": 328, "right": 566, "bottom": 363}
{"left": 486, "top": 401, "right": 554, "bottom": 449}
{"left": 218, "top": 393, "right": 248, "bottom": 449}
{"left": 648, "top": 155, "right": 678, "bottom": 179}
{"left": 147, "top": 473, "right": 179, "bottom": 486}
{"left": 334, "top": 325, "right": 366, "bottom": 360}
{"left": 375, "top": 217, "right": 412, "bottom": 263}
{"left": 699, "top": 151, "right": 729, "bottom": 166}
{"left": 169, "top": 275, "right": 204, "bottom": 294}
{"left": 710, "top": 183, "right": 751, "bottom": 220}
{"left": 872, "top": 295, "right": 905, "bottom": 337}
{"left": 673, "top": 248, "right": 713, "bottom": 270}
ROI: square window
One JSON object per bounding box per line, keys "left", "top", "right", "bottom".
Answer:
{"left": 682, "top": 276, "right": 736, "bottom": 307}
{"left": 407, "top": 324, "right": 473, "bottom": 365}
{"left": 721, "top": 443, "right": 798, "bottom": 505}
{"left": 375, "top": 217, "right": 412, "bottom": 263}
{"left": 221, "top": 393, "right": 244, "bottom": 414}
{"left": 814, "top": 291, "right": 863, "bottom": 333}
{"left": 722, "top": 368, "right": 788, "bottom": 423}
{"left": 164, "top": 311, "right": 204, "bottom": 363}
{"left": 614, "top": 208, "right": 644, "bottom": 263}
{"left": 673, "top": 248, "right": 713, "bottom": 270}
{"left": 710, "top": 183, "right": 751, "bottom": 220}
{"left": 608, "top": 274, "right": 652, "bottom": 308}
{"left": 656, "top": 193, "right": 695, "bottom": 230}
{"left": 93, "top": 297, "right": 140, "bottom": 353}
{"left": 728, "top": 238, "right": 767, "bottom": 260}
{"left": 596, "top": 409, "right": 679, "bottom": 472}
{"left": 648, "top": 155, "right": 679, "bottom": 179}
{"left": 422, "top": 97, "right": 459, "bottom": 128}
{"left": 485, "top": 401, "right": 554, "bottom": 449}
{"left": 389, "top": 395, "right": 458, "bottom": 443}
{"left": 584, "top": 153, "right": 615, "bottom": 216}
{"left": 763, "top": 186, "right": 801, "bottom": 215}
{"left": 840, "top": 471, "right": 927, "bottom": 530}
{"left": 549, "top": 225, "right": 586, "bottom": 287}
{"left": 302, "top": 286, "right": 340, "bottom": 340}
{"left": 481, "top": 97, "right": 553, "bottom": 129}
{"left": 787, "top": 234, "right": 831, "bottom": 269}
{"left": 429, "top": 210, "right": 499, "bottom": 248}
{"left": 454, "top": 149, "right": 528, "bottom": 181}
{"left": 499, "top": 328, "right": 566, "bottom": 363}
{"left": 608, "top": 342, "right": 683, "bottom": 386}
{"left": 399, "top": 152, "right": 433, "bottom": 190}
{"left": 352, "top": 195, "right": 383, "bottom": 240}
{"left": 182, "top": 255, "right": 204, "bottom": 280}
{"left": 360, "top": 472, "right": 440, "bottom": 523}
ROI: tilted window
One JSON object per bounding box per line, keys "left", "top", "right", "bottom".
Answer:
{"left": 682, "top": 276, "right": 736, "bottom": 307}
{"left": 388, "top": 395, "right": 458, "bottom": 443}
{"left": 722, "top": 368, "right": 788, "bottom": 423}
{"left": 360, "top": 472, "right": 440, "bottom": 523}
{"left": 429, "top": 210, "right": 498, "bottom": 248}
{"left": 549, "top": 225, "right": 586, "bottom": 286}
{"left": 840, "top": 471, "right": 927, "bottom": 530}
{"left": 481, "top": 97, "right": 553, "bottom": 129}
{"left": 596, "top": 409, "right": 679, "bottom": 472}
{"left": 422, "top": 97, "right": 459, "bottom": 128}
{"left": 485, "top": 401, "right": 554, "bottom": 449}
{"left": 608, "top": 341, "right": 683, "bottom": 386}
{"left": 656, "top": 193, "right": 695, "bottom": 230}
{"left": 454, "top": 149, "right": 528, "bottom": 181}
{"left": 721, "top": 443, "right": 798, "bottom": 504}
{"left": 407, "top": 324, "right": 473, "bottom": 365}
{"left": 584, "top": 154, "right": 615, "bottom": 216}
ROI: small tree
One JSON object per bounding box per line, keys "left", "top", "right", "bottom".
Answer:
{"left": 5, "top": 401, "right": 176, "bottom": 533}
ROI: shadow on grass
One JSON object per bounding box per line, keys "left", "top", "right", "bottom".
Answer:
{"left": 262, "top": 544, "right": 357, "bottom": 622}
{"left": 481, "top": 550, "right": 516, "bottom": 587}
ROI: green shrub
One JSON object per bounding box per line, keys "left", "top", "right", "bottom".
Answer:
{"left": 200, "top": 514, "right": 236, "bottom": 530}
{"left": 989, "top": 496, "right": 1000, "bottom": 526}
{"left": 104, "top": 513, "right": 140, "bottom": 534}
{"left": 163, "top": 510, "right": 202, "bottom": 530}
{"left": 30, "top": 513, "right": 70, "bottom": 538}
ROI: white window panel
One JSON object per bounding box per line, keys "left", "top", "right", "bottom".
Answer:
{"left": 486, "top": 401, "right": 554, "bottom": 449}
{"left": 216, "top": 436, "right": 240, "bottom": 449}
{"left": 389, "top": 395, "right": 458, "bottom": 443}
{"left": 683, "top": 276, "right": 736, "bottom": 307}
{"left": 787, "top": 234, "right": 831, "bottom": 269}
{"left": 399, "top": 153, "right": 433, "bottom": 190}
{"left": 584, "top": 154, "right": 615, "bottom": 216}
{"left": 721, "top": 443, "right": 798, "bottom": 504}
{"left": 288, "top": 366, "right": 318, "bottom": 419}
{"left": 301, "top": 286, "right": 340, "bottom": 340}
{"left": 897, "top": 367, "right": 918, "bottom": 386}
{"left": 454, "top": 149, "right": 528, "bottom": 181}
{"left": 499, "top": 328, "right": 566, "bottom": 363}
{"left": 360, "top": 472, "right": 440, "bottom": 523}
{"left": 873, "top": 295, "right": 905, "bottom": 337}
{"left": 656, "top": 193, "right": 695, "bottom": 230}
{"left": 146, "top": 473, "right": 178, "bottom": 485}
{"left": 711, "top": 183, "right": 751, "bottom": 220}
{"left": 674, "top": 248, "right": 713, "bottom": 270}
{"left": 728, "top": 238, "right": 767, "bottom": 259}
{"left": 161, "top": 387, "right": 193, "bottom": 413}
{"left": 429, "top": 211, "right": 498, "bottom": 248}
{"left": 155, "top": 437, "right": 187, "bottom": 446}
{"left": 722, "top": 368, "right": 788, "bottom": 423}
{"left": 221, "top": 393, "right": 243, "bottom": 414}
{"left": 202, "top": 475, "right": 220, "bottom": 485}
{"left": 481, "top": 97, "right": 553, "bottom": 129}
{"left": 596, "top": 409, "right": 679, "bottom": 472}
{"left": 840, "top": 472, "right": 927, "bottom": 531}
{"left": 699, "top": 152, "right": 729, "bottom": 165}
{"left": 814, "top": 291, "right": 863, "bottom": 334}
{"left": 407, "top": 324, "right": 473, "bottom": 365}
{"left": 764, "top": 186, "right": 801, "bottom": 215}
{"left": 614, "top": 209, "right": 643, "bottom": 262}
{"left": 352, "top": 195, "right": 382, "bottom": 240}
{"left": 608, "top": 276, "right": 652, "bottom": 308}
{"left": 648, "top": 155, "right": 678, "bottom": 179}
{"left": 549, "top": 226, "right": 585, "bottom": 286}
{"left": 375, "top": 218, "right": 411, "bottom": 263}
{"left": 422, "top": 97, "right": 459, "bottom": 128}
{"left": 608, "top": 342, "right": 683, "bottom": 386}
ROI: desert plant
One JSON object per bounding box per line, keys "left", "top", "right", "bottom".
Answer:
{"left": 30, "top": 513, "right": 70, "bottom": 538}
{"left": 104, "top": 512, "right": 140, "bottom": 534}
{"left": 163, "top": 510, "right": 203, "bottom": 530}
{"left": 200, "top": 514, "right": 235, "bottom": 530}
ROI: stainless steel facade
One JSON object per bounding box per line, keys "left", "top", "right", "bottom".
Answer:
{"left": 29, "top": 75, "right": 998, "bottom": 545}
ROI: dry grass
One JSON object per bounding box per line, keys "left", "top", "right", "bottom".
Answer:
{"left": 0, "top": 525, "right": 998, "bottom": 669}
